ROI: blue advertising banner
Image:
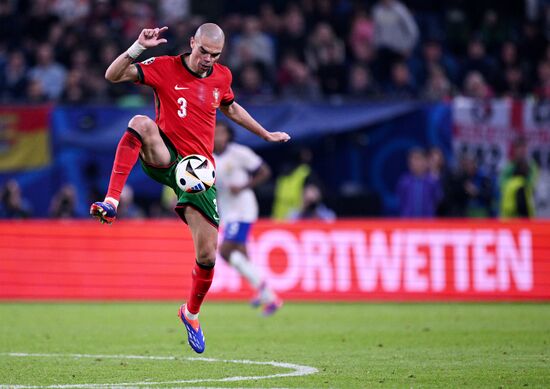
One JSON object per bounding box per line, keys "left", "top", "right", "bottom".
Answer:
{"left": 0, "top": 101, "right": 452, "bottom": 217}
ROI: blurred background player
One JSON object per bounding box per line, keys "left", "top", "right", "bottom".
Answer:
{"left": 89, "top": 23, "right": 290, "bottom": 353}
{"left": 213, "top": 121, "right": 282, "bottom": 316}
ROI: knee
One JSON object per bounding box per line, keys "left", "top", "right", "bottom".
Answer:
{"left": 128, "top": 115, "right": 156, "bottom": 137}
{"left": 196, "top": 245, "right": 217, "bottom": 267}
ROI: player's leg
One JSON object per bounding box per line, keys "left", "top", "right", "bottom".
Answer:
{"left": 90, "top": 115, "right": 171, "bottom": 223}
{"left": 185, "top": 205, "right": 217, "bottom": 313}
{"left": 220, "top": 240, "right": 262, "bottom": 289}
{"left": 178, "top": 206, "right": 217, "bottom": 353}
{"left": 219, "top": 223, "right": 282, "bottom": 316}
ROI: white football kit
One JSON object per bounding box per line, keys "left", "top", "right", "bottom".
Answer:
{"left": 214, "top": 143, "right": 263, "bottom": 224}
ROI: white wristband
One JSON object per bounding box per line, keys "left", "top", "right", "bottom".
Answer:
{"left": 126, "top": 41, "right": 146, "bottom": 59}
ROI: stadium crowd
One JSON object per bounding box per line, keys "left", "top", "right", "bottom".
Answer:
{"left": 0, "top": 138, "right": 539, "bottom": 219}
{"left": 0, "top": 0, "right": 549, "bottom": 104}
{"left": 0, "top": 0, "right": 548, "bottom": 220}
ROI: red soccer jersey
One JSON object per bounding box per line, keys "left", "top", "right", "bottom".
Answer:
{"left": 134, "top": 54, "right": 234, "bottom": 163}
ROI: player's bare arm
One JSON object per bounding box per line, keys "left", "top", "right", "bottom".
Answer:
{"left": 105, "top": 26, "right": 168, "bottom": 83}
{"left": 230, "top": 163, "right": 271, "bottom": 195}
{"left": 220, "top": 102, "right": 291, "bottom": 143}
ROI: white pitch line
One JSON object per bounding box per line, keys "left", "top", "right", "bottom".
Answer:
{"left": 0, "top": 352, "right": 318, "bottom": 389}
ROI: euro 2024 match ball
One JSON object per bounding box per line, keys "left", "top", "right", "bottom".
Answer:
{"left": 175, "top": 154, "right": 215, "bottom": 194}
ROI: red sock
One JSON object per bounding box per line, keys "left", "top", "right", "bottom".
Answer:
{"left": 187, "top": 262, "right": 215, "bottom": 314}
{"left": 106, "top": 129, "right": 142, "bottom": 201}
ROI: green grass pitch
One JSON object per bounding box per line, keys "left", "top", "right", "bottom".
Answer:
{"left": 0, "top": 302, "right": 549, "bottom": 388}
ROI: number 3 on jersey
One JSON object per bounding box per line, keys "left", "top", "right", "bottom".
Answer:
{"left": 177, "top": 97, "right": 187, "bottom": 118}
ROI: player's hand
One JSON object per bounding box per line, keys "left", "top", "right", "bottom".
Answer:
{"left": 265, "top": 131, "right": 291, "bottom": 143}
{"left": 138, "top": 26, "right": 169, "bottom": 48}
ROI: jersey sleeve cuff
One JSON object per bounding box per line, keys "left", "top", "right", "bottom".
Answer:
{"left": 221, "top": 99, "right": 234, "bottom": 107}
{"left": 248, "top": 162, "right": 263, "bottom": 175}
{"left": 134, "top": 63, "right": 145, "bottom": 84}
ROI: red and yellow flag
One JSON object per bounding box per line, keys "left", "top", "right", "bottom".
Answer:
{"left": 0, "top": 105, "right": 51, "bottom": 171}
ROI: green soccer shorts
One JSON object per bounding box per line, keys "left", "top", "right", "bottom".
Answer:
{"left": 139, "top": 131, "right": 219, "bottom": 228}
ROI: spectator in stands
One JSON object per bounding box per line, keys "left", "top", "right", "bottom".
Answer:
{"left": 443, "top": 6, "right": 469, "bottom": 56}
{"left": 305, "top": 22, "right": 339, "bottom": 69}
{"left": 0, "top": 1, "right": 547, "bottom": 103}
{"left": 0, "top": 180, "right": 32, "bottom": 219}
{"left": 410, "top": 39, "right": 459, "bottom": 87}
{"left": 422, "top": 65, "right": 453, "bottom": 101}
{"left": 385, "top": 61, "right": 417, "bottom": 99}
{"left": 97, "top": 42, "right": 126, "bottom": 102}
{"left": 396, "top": 148, "right": 441, "bottom": 217}
{"left": 450, "top": 154, "right": 494, "bottom": 217}
{"left": 428, "top": 147, "right": 446, "bottom": 182}
{"left": 69, "top": 48, "right": 91, "bottom": 73}
{"left": 86, "top": 69, "right": 111, "bottom": 104}
{"left": 149, "top": 186, "right": 178, "bottom": 219}
{"left": 99, "top": 42, "right": 120, "bottom": 71}
{"left": 463, "top": 71, "right": 493, "bottom": 99}
{"left": 317, "top": 54, "right": 347, "bottom": 96}
{"left": 306, "top": 22, "right": 347, "bottom": 96}
{"left": 277, "top": 51, "right": 321, "bottom": 100}
{"left": 0, "top": 51, "right": 28, "bottom": 102}
{"left": 117, "top": 185, "right": 144, "bottom": 219}
{"left": 272, "top": 148, "right": 314, "bottom": 221}
{"left": 26, "top": 79, "right": 48, "bottom": 103}
{"left": 88, "top": 21, "right": 114, "bottom": 54}
{"left": 460, "top": 38, "right": 497, "bottom": 86}
{"left": 478, "top": 9, "right": 507, "bottom": 54}
{"left": 372, "top": 0, "right": 419, "bottom": 81}
{"left": 499, "top": 136, "right": 538, "bottom": 196}
{"left": 498, "top": 41, "right": 522, "bottom": 70}
{"left": 48, "top": 22, "right": 65, "bottom": 54}
{"left": 28, "top": 43, "right": 67, "bottom": 101}
{"left": 348, "top": 9, "right": 375, "bottom": 64}
{"left": 159, "top": 0, "right": 190, "bottom": 26}
{"left": 307, "top": 0, "right": 346, "bottom": 34}
{"left": 500, "top": 160, "right": 535, "bottom": 218}
{"left": 55, "top": 26, "right": 81, "bottom": 69}
{"left": 542, "top": 44, "right": 550, "bottom": 66}
{"left": 119, "top": 1, "right": 158, "bottom": 43}
{"left": 498, "top": 66, "right": 530, "bottom": 98}
{"left": 520, "top": 22, "right": 546, "bottom": 66}
{"left": 277, "top": 5, "right": 308, "bottom": 61}
{"left": 348, "top": 63, "right": 380, "bottom": 99}
{"left": 235, "top": 63, "right": 273, "bottom": 102}
{"left": 61, "top": 69, "right": 89, "bottom": 104}
{"left": 427, "top": 146, "right": 454, "bottom": 216}
{"left": 495, "top": 40, "right": 532, "bottom": 96}
{"left": 0, "top": 0, "right": 18, "bottom": 45}
{"left": 24, "top": 0, "right": 60, "bottom": 43}
{"left": 258, "top": 3, "right": 281, "bottom": 35}
{"left": 534, "top": 60, "right": 550, "bottom": 99}
{"left": 228, "top": 16, "right": 275, "bottom": 73}
{"left": 49, "top": 184, "right": 77, "bottom": 218}
{"left": 372, "top": 0, "right": 419, "bottom": 57}
{"left": 50, "top": 0, "right": 90, "bottom": 24}
{"left": 290, "top": 182, "right": 335, "bottom": 221}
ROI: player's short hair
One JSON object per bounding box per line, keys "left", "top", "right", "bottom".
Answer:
{"left": 217, "top": 121, "right": 234, "bottom": 142}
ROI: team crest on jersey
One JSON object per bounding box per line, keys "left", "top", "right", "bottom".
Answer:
{"left": 212, "top": 88, "right": 220, "bottom": 108}
{"left": 141, "top": 57, "right": 155, "bottom": 65}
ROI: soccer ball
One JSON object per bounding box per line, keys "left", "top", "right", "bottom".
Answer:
{"left": 175, "top": 154, "right": 216, "bottom": 193}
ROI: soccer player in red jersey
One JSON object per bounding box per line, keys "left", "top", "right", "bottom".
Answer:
{"left": 90, "top": 24, "right": 290, "bottom": 353}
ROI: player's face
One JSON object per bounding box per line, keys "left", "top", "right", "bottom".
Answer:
{"left": 190, "top": 36, "right": 223, "bottom": 73}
